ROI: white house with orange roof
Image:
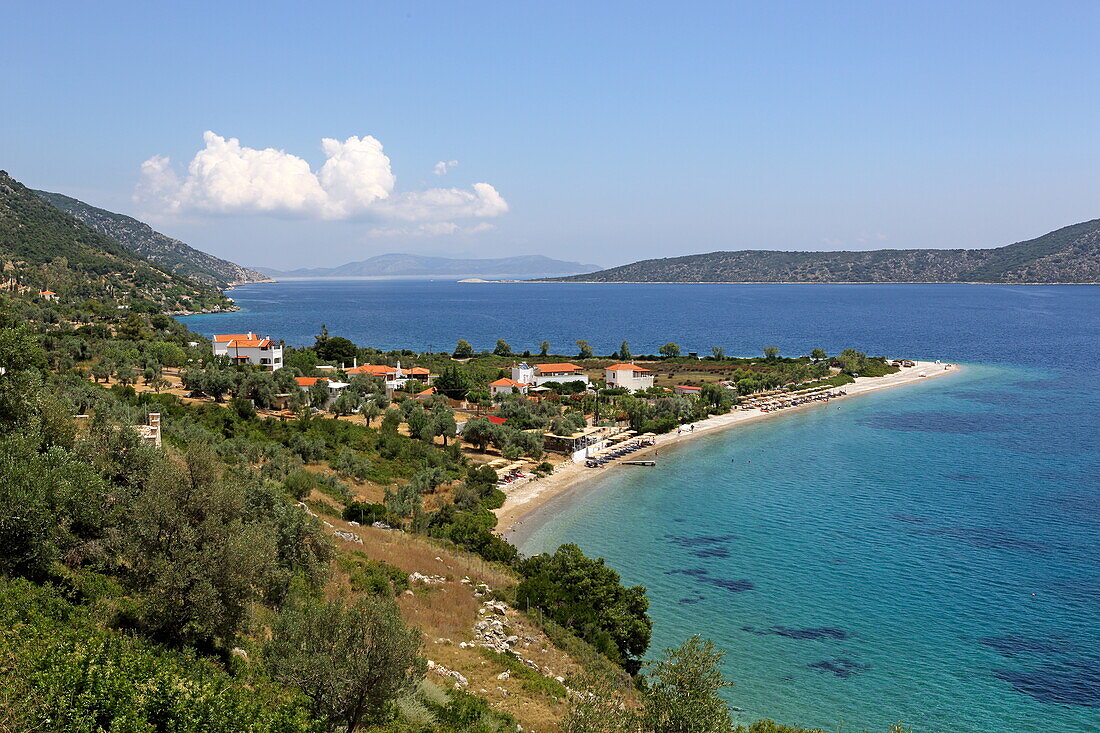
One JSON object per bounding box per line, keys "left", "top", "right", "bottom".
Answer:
{"left": 39, "top": 290, "right": 59, "bottom": 302}
{"left": 604, "top": 363, "right": 654, "bottom": 391}
{"left": 294, "top": 376, "right": 349, "bottom": 401}
{"left": 489, "top": 377, "right": 529, "bottom": 398}
{"left": 344, "top": 361, "right": 433, "bottom": 390}
{"left": 212, "top": 332, "right": 283, "bottom": 370}
{"left": 510, "top": 362, "right": 589, "bottom": 388}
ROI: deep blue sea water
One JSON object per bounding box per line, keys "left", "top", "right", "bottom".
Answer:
{"left": 184, "top": 282, "right": 1100, "bottom": 732}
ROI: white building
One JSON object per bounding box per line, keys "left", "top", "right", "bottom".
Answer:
{"left": 212, "top": 332, "right": 283, "bottom": 370}
{"left": 295, "top": 376, "right": 349, "bottom": 402}
{"left": 604, "top": 363, "right": 654, "bottom": 391}
{"left": 510, "top": 362, "right": 589, "bottom": 387}
{"left": 489, "top": 377, "right": 529, "bottom": 397}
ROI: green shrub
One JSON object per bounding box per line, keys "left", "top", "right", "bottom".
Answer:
{"left": 337, "top": 551, "right": 409, "bottom": 595}
{"left": 343, "top": 500, "right": 390, "bottom": 525}
{"left": 0, "top": 578, "right": 313, "bottom": 733}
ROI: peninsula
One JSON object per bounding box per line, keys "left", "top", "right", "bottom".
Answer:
{"left": 536, "top": 218, "right": 1100, "bottom": 284}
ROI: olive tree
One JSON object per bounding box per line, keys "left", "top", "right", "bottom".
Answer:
{"left": 641, "top": 635, "right": 733, "bottom": 733}
{"left": 265, "top": 596, "right": 424, "bottom": 732}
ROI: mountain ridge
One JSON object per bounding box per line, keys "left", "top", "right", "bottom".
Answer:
{"left": 259, "top": 253, "right": 600, "bottom": 279}
{"left": 0, "top": 170, "right": 233, "bottom": 312}
{"left": 536, "top": 219, "right": 1100, "bottom": 284}
{"left": 34, "top": 190, "right": 272, "bottom": 288}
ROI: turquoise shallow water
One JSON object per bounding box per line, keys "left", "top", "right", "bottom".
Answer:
{"left": 186, "top": 282, "right": 1100, "bottom": 732}
{"left": 520, "top": 365, "right": 1099, "bottom": 732}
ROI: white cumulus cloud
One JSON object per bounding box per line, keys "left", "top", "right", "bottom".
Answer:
{"left": 433, "top": 159, "right": 458, "bottom": 176}
{"left": 136, "top": 132, "right": 506, "bottom": 223}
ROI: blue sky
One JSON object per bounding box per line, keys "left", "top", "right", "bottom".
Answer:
{"left": 3, "top": 1, "right": 1099, "bottom": 269}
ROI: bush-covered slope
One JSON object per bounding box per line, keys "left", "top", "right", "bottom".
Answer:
{"left": 36, "top": 189, "right": 272, "bottom": 288}
{"left": 541, "top": 219, "right": 1100, "bottom": 283}
{"left": 0, "top": 170, "right": 232, "bottom": 312}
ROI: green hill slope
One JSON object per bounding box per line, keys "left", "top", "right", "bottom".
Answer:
{"left": 0, "top": 170, "right": 232, "bottom": 313}
{"left": 541, "top": 219, "right": 1100, "bottom": 283}
{"left": 35, "top": 189, "right": 272, "bottom": 288}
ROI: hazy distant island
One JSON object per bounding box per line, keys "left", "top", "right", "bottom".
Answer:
{"left": 257, "top": 253, "right": 600, "bottom": 280}
{"left": 535, "top": 218, "right": 1100, "bottom": 284}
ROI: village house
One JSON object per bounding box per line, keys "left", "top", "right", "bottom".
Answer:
{"left": 674, "top": 384, "right": 702, "bottom": 396}
{"left": 510, "top": 361, "right": 589, "bottom": 387}
{"left": 344, "top": 361, "right": 433, "bottom": 391}
{"left": 212, "top": 332, "right": 283, "bottom": 370}
{"left": 294, "top": 376, "right": 349, "bottom": 400}
{"left": 39, "top": 290, "right": 59, "bottom": 301}
{"left": 604, "top": 363, "right": 654, "bottom": 391}
{"left": 489, "top": 377, "right": 529, "bottom": 398}
{"left": 413, "top": 385, "right": 437, "bottom": 402}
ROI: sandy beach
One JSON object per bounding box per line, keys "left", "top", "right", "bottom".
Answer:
{"left": 496, "top": 360, "right": 961, "bottom": 545}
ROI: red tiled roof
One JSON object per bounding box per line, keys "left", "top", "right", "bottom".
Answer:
{"left": 295, "top": 377, "right": 325, "bottom": 386}
{"left": 405, "top": 367, "right": 431, "bottom": 375}
{"left": 534, "top": 362, "right": 582, "bottom": 373}
{"left": 675, "top": 385, "right": 701, "bottom": 391}
{"left": 213, "top": 333, "right": 255, "bottom": 342}
{"left": 605, "top": 363, "right": 650, "bottom": 372}
{"left": 346, "top": 364, "right": 397, "bottom": 375}
{"left": 416, "top": 386, "right": 436, "bottom": 396}
{"left": 490, "top": 378, "right": 527, "bottom": 387}
{"left": 487, "top": 415, "right": 508, "bottom": 425}
{"left": 40, "top": 290, "right": 56, "bottom": 295}
{"left": 225, "top": 338, "right": 273, "bottom": 348}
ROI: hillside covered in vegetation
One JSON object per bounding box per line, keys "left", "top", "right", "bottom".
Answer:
{"left": 540, "top": 219, "right": 1100, "bottom": 284}
{"left": 36, "top": 188, "right": 273, "bottom": 288}
{"left": 0, "top": 170, "right": 234, "bottom": 313}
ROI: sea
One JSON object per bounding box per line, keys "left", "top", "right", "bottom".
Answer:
{"left": 183, "top": 281, "right": 1100, "bottom": 733}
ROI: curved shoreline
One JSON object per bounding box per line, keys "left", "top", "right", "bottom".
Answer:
{"left": 497, "top": 361, "right": 962, "bottom": 549}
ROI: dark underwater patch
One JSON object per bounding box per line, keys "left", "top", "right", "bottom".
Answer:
{"left": 889, "top": 512, "right": 930, "bottom": 524}
{"left": 1007, "top": 378, "right": 1071, "bottom": 393}
{"left": 692, "top": 546, "right": 732, "bottom": 559}
{"left": 667, "top": 568, "right": 754, "bottom": 593}
{"left": 901, "top": 524, "right": 1050, "bottom": 553}
{"left": 980, "top": 634, "right": 1066, "bottom": 657}
{"left": 743, "top": 625, "right": 849, "bottom": 641}
{"left": 944, "top": 473, "right": 983, "bottom": 483}
{"left": 994, "top": 661, "right": 1100, "bottom": 708}
{"left": 808, "top": 658, "right": 870, "bottom": 678}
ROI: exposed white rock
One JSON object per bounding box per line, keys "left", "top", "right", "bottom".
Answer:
{"left": 332, "top": 529, "right": 362, "bottom": 544}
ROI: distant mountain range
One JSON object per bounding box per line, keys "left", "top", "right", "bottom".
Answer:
{"left": 257, "top": 253, "right": 600, "bottom": 279}
{"left": 35, "top": 190, "right": 272, "bottom": 288}
{"left": 538, "top": 219, "right": 1100, "bottom": 284}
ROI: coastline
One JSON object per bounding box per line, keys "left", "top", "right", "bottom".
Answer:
{"left": 497, "top": 360, "right": 962, "bottom": 548}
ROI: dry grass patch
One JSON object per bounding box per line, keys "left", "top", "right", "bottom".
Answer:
{"left": 322, "top": 519, "right": 597, "bottom": 731}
